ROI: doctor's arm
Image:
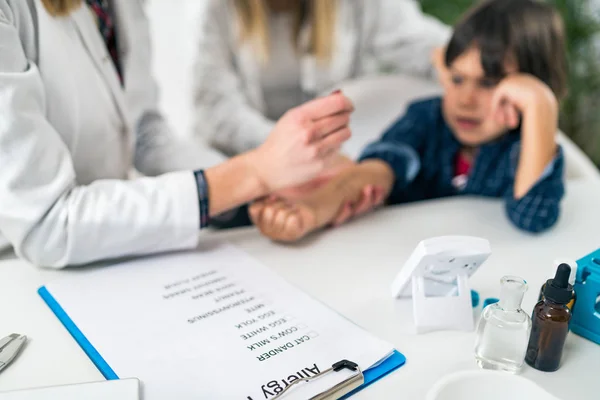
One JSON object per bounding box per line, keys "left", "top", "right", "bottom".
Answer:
{"left": 0, "top": 6, "right": 352, "bottom": 268}
{"left": 192, "top": 0, "right": 276, "bottom": 156}
{"left": 366, "top": 0, "right": 451, "bottom": 78}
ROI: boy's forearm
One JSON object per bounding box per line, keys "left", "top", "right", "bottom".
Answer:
{"left": 514, "top": 105, "right": 557, "bottom": 199}
{"left": 351, "top": 160, "right": 395, "bottom": 193}
{"left": 311, "top": 160, "right": 395, "bottom": 225}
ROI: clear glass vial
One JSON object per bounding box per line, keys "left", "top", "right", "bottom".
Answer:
{"left": 474, "top": 276, "right": 532, "bottom": 373}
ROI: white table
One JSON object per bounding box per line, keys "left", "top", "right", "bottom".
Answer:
{"left": 2, "top": 179, "right": 599, "bottom": 399}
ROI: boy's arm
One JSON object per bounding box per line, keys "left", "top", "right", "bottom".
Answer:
{"left": 492, "top": 74, "right": 564, "bottom": 233}
{"left": 512, "top": 86, "right": 559, "bottom": 199}
{"left": 249, "top": 161, "right": 395, "bottom": 242}
{"left": 504, "top": 146, "right": 564, "bottom": 233}
{"left": 356, "top": 100, "right": 435, "bottom": 203}
{"left": 251, "top": 99, "right": 431, "bottom": 241}
{"left": 317, "top": 160, "right": 396, "bottom": 221}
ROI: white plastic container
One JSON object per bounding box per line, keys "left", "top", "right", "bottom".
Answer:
{"left": 426, "top": 370, "right": 562, "bottom": 400}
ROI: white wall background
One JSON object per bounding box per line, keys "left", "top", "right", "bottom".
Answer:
{"left": 145, "top": 0, "right": 206, "bottom": 138}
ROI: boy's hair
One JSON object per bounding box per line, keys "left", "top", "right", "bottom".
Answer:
{"left": 445, "top": 0, "right": 568, "bottom": 99}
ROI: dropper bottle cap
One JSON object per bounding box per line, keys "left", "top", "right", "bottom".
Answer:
{"left": 552, "top": 259, "right": 578, "bottom": 286}
{"left": 543, "top": 264, "right": 573, "bottom": 305}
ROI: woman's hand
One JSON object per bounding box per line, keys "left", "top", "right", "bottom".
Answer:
{"left": 203, "top": 93, "right": 354, "bottom": 218}
{"left": 272, "top": 153, "right": 354, "bottom": 200}
{"left": 248, "top": 92, "right": 354, "bottom": 193}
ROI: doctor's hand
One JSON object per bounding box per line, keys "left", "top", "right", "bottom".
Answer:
{"left": 272, "top": 153, "right": 354, "bottom": 200}
{"left": 248, "top": 92, "right": 354, "bottom": 193}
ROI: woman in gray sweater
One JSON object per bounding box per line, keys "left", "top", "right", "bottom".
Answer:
{"left": 193, "top": 0, "right": 450, "bottom": 156}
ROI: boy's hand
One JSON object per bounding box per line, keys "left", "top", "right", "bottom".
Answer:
{"left": 332, "top": 185, "right": 386, "bottom": 226}
{"left": 491, "top": 74, "right": 559, "bottom": 130}
{"left": 493, "top": 74, "right": 559, "bottom": 199}
{"left": 249, "top": 198, "right": 318, "bottom": 242}
{"left": 249, "top": 186, "right": 344, "bottom": 242}
{"left": 250, "top": 160, "right": 394, "bottom": 242}
{"left": 249, "top": 183, "right": 385, "bottom": 242}
{"left": 330, "top": 160, "right": 394, "bottom": 225}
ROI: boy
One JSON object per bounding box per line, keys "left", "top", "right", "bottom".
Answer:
{"left": 250, "top": 0, "right": 568, "bottom": 242}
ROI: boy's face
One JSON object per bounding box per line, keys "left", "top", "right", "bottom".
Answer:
{"left": 437, "top": 47, "right": 517, "bottom": 147}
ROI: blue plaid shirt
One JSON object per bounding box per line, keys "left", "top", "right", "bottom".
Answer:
{"left": 359, "top": 97, "right": 564, "bottom": 233}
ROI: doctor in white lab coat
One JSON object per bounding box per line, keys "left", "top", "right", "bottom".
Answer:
{"left": 0, "top": 0, "right": 353, "bottom": 268}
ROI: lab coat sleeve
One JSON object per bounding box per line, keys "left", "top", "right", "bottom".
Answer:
{"left": 0, "top": 1, "right": 201, "bottom": 268}
{"left": 365, "top": 0, "right": 451, "bottom": 78}
{"left": 191, "top": 0, "right": 275, "bottom": 156}
{"left": 134, "top": 111, "right": 227, "bottom": 175}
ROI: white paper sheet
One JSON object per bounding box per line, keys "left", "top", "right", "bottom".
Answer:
{"left": 0, "top": 379, "right": 139, "bottom": 400}
{"left": 44, "top": 242, "right": 395, "bottom": 399}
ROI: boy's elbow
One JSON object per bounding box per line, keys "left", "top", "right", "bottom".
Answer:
{"left": 505, "top": 201, "right": 560, "bottom": 234}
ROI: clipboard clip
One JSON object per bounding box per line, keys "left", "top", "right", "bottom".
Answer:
{"left": 271, "top": 359, "right": 364, "bottom": 400}
{"left": 0, "top": 333, "right": 27, "bottom": 374}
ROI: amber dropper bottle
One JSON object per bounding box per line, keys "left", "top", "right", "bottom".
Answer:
{"left": 526, "top": 264, "right": 572, "bottom": 372}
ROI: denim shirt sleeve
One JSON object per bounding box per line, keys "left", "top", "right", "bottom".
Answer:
{"left": 504, "top": 145, "right": 565, "bottom": 233}
{"left": 358, "top": 101, "right": 430, "bottom": 200}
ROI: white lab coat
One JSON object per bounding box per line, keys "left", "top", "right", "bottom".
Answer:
{"left": 193, "top": 0, "right": 451, "bottom": 155}
{"left": 0, "top": 0, "right": 226, "bottom": 267}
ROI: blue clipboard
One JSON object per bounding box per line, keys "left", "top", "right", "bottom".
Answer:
{"left": 38, "top": 286, "right": 406, "bottom": 397}
{"left": 341, "top": 351, "right": 406, "bottom": 398}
